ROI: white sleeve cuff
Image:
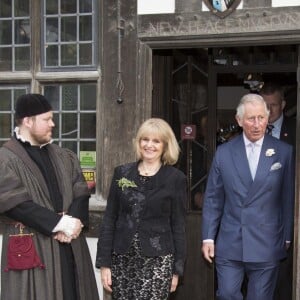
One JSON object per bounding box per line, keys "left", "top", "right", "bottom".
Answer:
{"left": 52, "top": 215, "right": 76, "bottom": 237}
{"left": 203, "top": 239, "right": 214, "bottom": 243}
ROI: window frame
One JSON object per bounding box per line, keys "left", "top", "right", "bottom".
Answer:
{"left": 40, "top": 0, "right": 98, "bottom": 71}
{"left": 42, "top": 82, "right": 97, "bottom": 156}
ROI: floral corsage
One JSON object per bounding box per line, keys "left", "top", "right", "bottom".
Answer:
{"left": 265, "top": 148, "right": 275, "bottom": 157}
{"left": 117, "top": 177, "right": 137, "bottom": 191}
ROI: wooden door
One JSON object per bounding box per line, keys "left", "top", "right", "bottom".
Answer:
{"left": 152, "top": 49, "right": 215, "bottom": 300}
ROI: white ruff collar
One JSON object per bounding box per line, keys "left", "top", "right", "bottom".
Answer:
{"left": 14, "top": 127, "right": 52, "bottom": 148}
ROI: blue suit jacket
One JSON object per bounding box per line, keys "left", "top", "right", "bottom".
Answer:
{"left": 202, "top": 133, "right": 294, "bottom": 262}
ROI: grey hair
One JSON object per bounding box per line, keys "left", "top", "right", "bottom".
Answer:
{"left": 236, "top": 93, "right": 270, "bottom": 119}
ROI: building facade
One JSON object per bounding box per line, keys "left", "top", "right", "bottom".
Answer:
{"left": 0, "top": 0, "right": 300, "bottom": 299}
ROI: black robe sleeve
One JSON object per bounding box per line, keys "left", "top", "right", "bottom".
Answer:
{"left": 5, "top": 200, "right": 61, "bottom": 236}
{"left": 67, "top": 195, "right": 90, "bottom": 228}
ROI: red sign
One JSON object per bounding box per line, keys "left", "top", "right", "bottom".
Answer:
{"left": 181, "top": 124, "right": 196, "bottom": 140}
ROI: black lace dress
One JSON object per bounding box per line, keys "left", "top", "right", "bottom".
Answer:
{"left": 111, "top": 175, "right": 174, "bottom": 300}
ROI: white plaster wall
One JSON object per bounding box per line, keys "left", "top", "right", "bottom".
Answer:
{"left": 138, "top": 0, "right": 175, "bottom": 14}
{"left": 272, "top": 0, "right": 300, "bottom": 7}
{"left": 0, "top": 235, "right": 103, "bottom": 299}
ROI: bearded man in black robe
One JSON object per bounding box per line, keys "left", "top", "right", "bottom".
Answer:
{"left": 0, "top": 94, "right": 99, "bottom": 300}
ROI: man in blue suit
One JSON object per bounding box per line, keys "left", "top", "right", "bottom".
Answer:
{"left": 202, "top": 93, "right": 294, "bottom": 300}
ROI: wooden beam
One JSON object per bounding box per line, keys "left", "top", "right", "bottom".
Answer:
{"left": 100, "top": 0, "right": 141, "bottom": 198}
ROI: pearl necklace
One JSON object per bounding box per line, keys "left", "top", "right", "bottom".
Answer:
{"left": 141, "top": 162, "right": 161, "bottom": 176}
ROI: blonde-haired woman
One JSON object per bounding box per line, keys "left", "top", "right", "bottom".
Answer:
{"left": 96, "top": 118, "right": 187, "bottom": 299}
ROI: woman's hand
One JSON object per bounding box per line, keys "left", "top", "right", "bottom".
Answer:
{"left": 101, "top": 267, "right": 112, "bottom": 293}
{"left": 170, "top": 274, "right": 179, "bottom": 293}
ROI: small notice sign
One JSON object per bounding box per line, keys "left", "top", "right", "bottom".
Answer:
{"left": 80, "top": 151, "right": 96, "bottom": 168}
{"left": 80, "top": 151, "right": 96, "bottom": 191}
{"left": 181, "top": 124, "right": 196, "bottom": 140}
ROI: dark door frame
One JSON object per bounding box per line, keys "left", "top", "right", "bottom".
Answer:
{"left": 149, "top": 43, "right": 299, "bottom": 299}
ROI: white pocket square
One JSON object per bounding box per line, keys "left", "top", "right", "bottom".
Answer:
{"left": 270, "top": 162, "right": 282, "bottom": 171}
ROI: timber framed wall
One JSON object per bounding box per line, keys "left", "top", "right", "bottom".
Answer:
{"left": 101, "top": 1, "right": 300, "bottom": 299}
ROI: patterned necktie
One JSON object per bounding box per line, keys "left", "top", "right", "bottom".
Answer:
{"left": 266, "top": 124, "right": 274, "bottom": 135}
{"left": 248, "top": 143, "right": 259, "bottom": 179}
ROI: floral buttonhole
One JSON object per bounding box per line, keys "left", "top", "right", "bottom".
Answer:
{"left": 117, "top": 177, "right": 137, "bottom": 191}
{"left": 265, "top": 148, "right": 275, "bottom": 157}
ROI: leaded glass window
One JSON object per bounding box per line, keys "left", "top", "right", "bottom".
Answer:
{"left": 44, "top": 83, "right": 96, "bottom": 156}
{"left": 0, "top": 0, "right": 31, "bottom": 71}
{"left": 42, "top": 0, "right": 96, "bottom": 69}
{"left": 0, "top": 86, "right": 30, "bottom": 146}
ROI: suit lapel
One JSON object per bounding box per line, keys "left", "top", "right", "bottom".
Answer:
{"left": 246, "top": 135, "right": 275, "bottom": 202}
{"left": 232, "top": 135, "right": 253, "bottom": 187}
{"left": 280, "top": 119, "right": 287, "bottom": 140}
{"left": 121, "top": 161, "right": 144, "bottom": 192}
{"left": 254, "top": 139, "right": 274, "bottom": 182}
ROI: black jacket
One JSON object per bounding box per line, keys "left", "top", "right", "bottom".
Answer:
{"left": 96, "top": 162, "right": 187, "bottom": 275}
{"left": 280, "top": 116, "right": 296, "bottom": 147}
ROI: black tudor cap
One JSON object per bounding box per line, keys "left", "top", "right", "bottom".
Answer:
{"left": 15, "top": 94, "right": 52, "bottom": 120}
